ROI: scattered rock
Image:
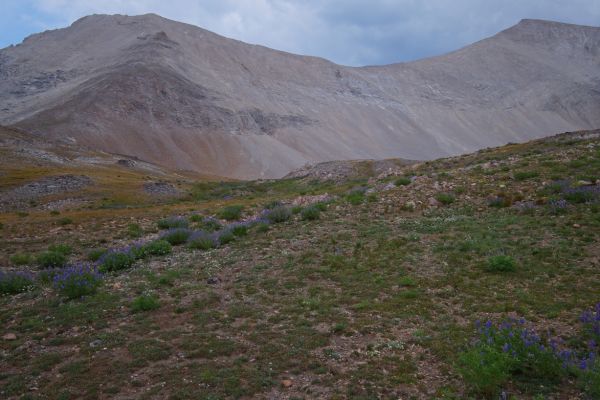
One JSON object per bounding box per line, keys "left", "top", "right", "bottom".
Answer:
{"left": 281, "top": 379, "right": 293, "bottom": 388}
{"left": 206, "top": 277, "right": 220, "bottom": 285}
{"left": 404, "top": 200, "right": 416, "bottom": 211}
{"left": 143, "top": 181, "right": 180, "bottom": 196}
{"left": 89, "top": 339, "right": 103, "bottom": 348}
{"left": 428, "top": 197, "right": 441, "bottom": 207}
{"left": 3, "top": 333, "right": 17, "bottom": 340}
{"left": 0, "top": 175, "right": 92, "bottom": 205}
{"left": 573, "top": 224, "right": 581, "bottom": 228}
{"left": 117, "top": 159, "right": 137, "bottom": 167}
{"left": 291, "top": 193, "right": 332, "bottom": 206}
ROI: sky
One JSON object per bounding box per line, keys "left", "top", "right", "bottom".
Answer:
{"left": 1, "top": 0, "right": 599, "bottom": 66}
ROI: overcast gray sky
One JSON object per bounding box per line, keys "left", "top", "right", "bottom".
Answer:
{"left": 1, "top": 0, "right": 599, "bottom": 66}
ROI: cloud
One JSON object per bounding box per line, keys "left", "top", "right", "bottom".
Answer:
{"left": 2, "top": 0, "right": 600, "bottom": 65}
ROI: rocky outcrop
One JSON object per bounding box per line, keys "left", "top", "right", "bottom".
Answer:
{"left": 1, "top": 14, "right": 599, "bottom": 179}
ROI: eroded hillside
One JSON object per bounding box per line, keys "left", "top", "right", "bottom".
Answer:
{"left": 1, "top": 15, "right": 599, "bottom": 178}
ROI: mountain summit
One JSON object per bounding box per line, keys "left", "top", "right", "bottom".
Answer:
{"left": 1, "top": 14, "right": 599, "bottom": 178}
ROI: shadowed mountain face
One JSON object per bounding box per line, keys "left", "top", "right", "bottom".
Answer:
{"left": 0, "top": 14, "right": 599, "bottom": 179}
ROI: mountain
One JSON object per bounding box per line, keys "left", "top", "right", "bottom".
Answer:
{"left": 1, "top": 14, "right": 599, "bottom": 179}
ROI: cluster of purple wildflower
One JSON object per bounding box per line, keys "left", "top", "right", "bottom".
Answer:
{"left": 565, "top": 185, "right": 600, "bottom": 201}
{"left": 0, "top": 270, "right": 35, "bottom": 294}
{"left": 546, "top": 179, "right": 600, "bottom": 206}
{"left": 52, "top": 263, "right": 103, "bottom": 299}
{"left": 546, "top": 197, "right": 568, "bottom": 215}
{"left": 187, "top": 215, "right": 272, "bottom": 249}
{"left": 475, "top": 318, "right": 547, "bottom": 356}
{"left": 474, "top": 304, "right": 600, "bottom": 377}
{"left": 581, "top": 303, "right": 600, "bottom": 339}
{"left": 187, "top": 230, "right": 219, "bottom": 249}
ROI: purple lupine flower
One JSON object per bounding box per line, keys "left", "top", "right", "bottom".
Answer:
{"left": 52, "top": 263, "right": 103, "bottom": 299}
{"left": 187, "top": 230, "right": 219, "bottom": 250}
{"left": 0, "top": 270, "right": 35, "bottom": 294}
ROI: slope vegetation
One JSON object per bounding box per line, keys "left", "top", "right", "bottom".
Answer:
{"left": 1, "top": 130, "right": 600, "bottom": 398}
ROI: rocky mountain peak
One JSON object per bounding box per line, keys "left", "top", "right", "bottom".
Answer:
{"left": 1, "top": 15, "right": 599, "bottom": 179}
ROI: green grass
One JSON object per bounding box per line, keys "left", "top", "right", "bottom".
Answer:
{"left": 395, "top": 177, "right": 412, "bottom": 186}
{"left": 217, "top": 205, "right": 244, "bottom": 221}
{"left": 1, "top": 131, "right": 600, "bottom": 399}
{"left": 37, "top": 251, "right": 68, "bottom": 269}
{"left": 10, "top": 252, "right": 33, "bottom": 266}
{"left": 160, "top": 228, "right": 191, "bottom": 245}
{"left": 131, "top": 294, "right": 160, "bottom": 312}
{"left": 301, "top": 205, "right": 320, "bottom": 221}
{"left": 126, "top": 223, "right": 143, "bottom": 238}
{"left": 485, "top": 255, "right": 517, "bottom": 272}
{"left": 435, "top": 192, "right": 455, "bottom": 205}
{"left": 514, "top": 170, "right": 540, "bottom": 181}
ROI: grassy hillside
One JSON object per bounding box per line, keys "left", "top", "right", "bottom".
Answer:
{"left": 1, "top": 130, "right": 600, "bottom": 399}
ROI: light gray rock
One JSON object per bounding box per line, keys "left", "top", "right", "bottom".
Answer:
{"left": 1, "top": 15, "right": 599, "bottom": 179}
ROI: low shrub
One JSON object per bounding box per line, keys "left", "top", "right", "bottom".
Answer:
{"left": 160, "top": 228, "right": 192, "bottom": 246}
{"left": 38, "top": 268, "right": 62, "bottom": 284}
{"left": 188, "top": 214, "right": 203, "bottom": 223}
{"left": 486, "top": 255, "right": 516, "bottom": 272}
{"left": 188, "top": 231, "right": 217, "bottom": 250}
{"left": 199, "top": 217, "right": 222, "bottom": 232}
{"left": 264, "top": 206, "right": 291, "bottom": 223}
{"left": 157, "top": 217, "right": 188, "bottom": 230}
{"left": 458, "top": 344, "right": 513, "bottom": 397}
{"left": 580, "top": 362, "right": 600, "bottom": 399}
{"left": 291, "top": 205, "right": 303, "bottom": 215}
{"left": 10, "top": 253, "right": 33, "bottom": 266}
{"left": 230, "top": 223, "right": 249, "bottom": 237}
{"left": 547, "top": 198, "right": 568, "bottom": 215}
{"left": 143, "top": 240, "right": 172, "bottom": 256}
{"left": 264, "top": 200, "right": 283, "bottom": 209}
{"left": 301, "top": 206, "right": 320, "bottom": 221}
{"left": 87, "top": 248, "right": 107, "bottom": 262}
{"left": 459, "top": 319, "right": 563, "bottom": 397}
{"left": 216, "top": 230, "right": 235, "bottom": 245}
{"left": 217, "top": 205, "right": 244, "bottom": 221}
{"left": 131, "top": 294, "right": 160, "bottom": 312}
{"left": 314, "top": 202, "right": 328, "bottom": 211}
{"left": 98, "top": 251, "right": 135, "bottom": 272}
{"left": 514, "top": 171, "right": 540, "bottom": 181}
{"left": 127, "top": 223, "right": 143, "bottom": 238}
{"left": 395, "top": 177, "right": 412, "bottom": 186}
{"left": 57, "top": 217, "right": 73, "bottom": 226}
{"left": 37, "top": 251, "right": 67, "bottom": 269}
{"left": 0, "top": 271, "right": 35, "bottom": 295}
{"left": 564, "top": 186, "right": 599, "bottom": 204}
{"left": 346, "top": 190, "right": 365, "bottom": 205}
{"left": 48, "top": 244, "right": 73, "bottom": 256}
{"left": 127, "top": 243, "right": 149, "bottom": 260}
{"left": 435, "top": 193, "right": 455, "bottom": 205}
{"left": 53, "top": 264, "right": 102, "bottom": 300}
{"left": 255, "top": 222, "right": 270, "bottom": 233}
